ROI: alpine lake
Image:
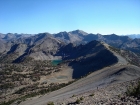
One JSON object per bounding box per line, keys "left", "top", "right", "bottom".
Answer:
{"left": 51, "top": 60, "right": 62, "bottom": 66}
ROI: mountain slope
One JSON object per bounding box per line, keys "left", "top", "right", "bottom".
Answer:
{"left": 0, "top": 39, "right": 5, "bottom": 53}
{"left": 125, "top": 34, "right": 140, "bottom": 39}
{"left": 1, "top": 33, "right": 34, "bottom": 41}
{"left": 19, "top": 64, "right": 140, "bottom": 105}
{"left": 28, "top": 36, "right": 64, "bottom": 60}
{"left": 19, "top": 41, "right": 140, "bottom": 105}
{"left": 54, "top": 30, "right": 87, "bottom": 44}
{"left": 0, "top": 34, "right": 65, "bottom": 63}
{"left": 54, "top": 30, "right": 140, "bottom": 53}
{"left": 59, "top": 41, "right": 118, "bottom": 78}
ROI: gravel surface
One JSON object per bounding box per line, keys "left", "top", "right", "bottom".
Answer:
{"left": 55, "top": 78, "right": 140, "bottom": 105}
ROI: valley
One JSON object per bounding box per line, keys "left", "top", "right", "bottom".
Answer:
{"left": 0, "top": 30, "right": 140, "bottom": 105}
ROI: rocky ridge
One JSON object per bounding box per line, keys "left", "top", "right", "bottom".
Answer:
{"left": 54, "top": 78, "right": 140, "bottom": 105}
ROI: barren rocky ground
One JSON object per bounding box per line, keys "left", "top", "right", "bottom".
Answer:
{"left": 54, "top": 78, "right": 140, "bottom": 105}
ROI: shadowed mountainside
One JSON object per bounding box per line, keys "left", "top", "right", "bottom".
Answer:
{"left": 59, "top": 41, "right": 118, "bottom": 78}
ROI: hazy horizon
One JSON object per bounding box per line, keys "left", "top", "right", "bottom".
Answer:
{"left": 1, "top": 29, "right": 140, "bottom": 36}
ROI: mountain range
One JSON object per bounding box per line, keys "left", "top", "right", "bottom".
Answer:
{"left": 125, "top": 34, "right": 140, "bottom": 39}
{"left": 0, "top": 30, "right": 140, "bottom": 63}
{"left": 0, "top": 30, "right": 140, "bottom": 105}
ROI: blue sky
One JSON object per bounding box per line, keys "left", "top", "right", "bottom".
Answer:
{"left": 0, "top": 0, "right": 140, "bottom": 35}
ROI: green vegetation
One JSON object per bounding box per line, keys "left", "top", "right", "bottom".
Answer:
{"left": 0, "top": 81, "right": 75, "bottom": 105}
{"left": 72, "top": 94, "right": 75, "bottom": 97}
{"left": 0, "top": 83, "right": 14, "bottom": 89}
{"left": 0, "top": 55, "right": 77, "bottom": 105}
{"left": 126, "top": 81, "right": 140, "bottom": 98}
{"left": 89, "top": 93, "right": 94, "bottom": 97}
{"left": 0, "top": 99, "right": 16, "bottom": 105}
{"left": 0, "top": 57, "right": 76, "bottom": 105}
{"left": 118, "top": 94, "right": 121, "bottom": 98}
{"left": 47, "top": 101, "right": 54, "bottom": 105}
{"left": 75, "top": 97, "right": 84, "bottom": 104}
{"left": 75, "top": 99, "right": 81, "bottom": 104}
{"left": 80, "top": 97, "right": 84, "bottom": 101}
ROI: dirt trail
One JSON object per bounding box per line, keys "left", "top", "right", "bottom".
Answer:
{"left": 103, "top": 42, "right": 128, "bottom": 65}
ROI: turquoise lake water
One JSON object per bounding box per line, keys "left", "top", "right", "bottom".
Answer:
{"left": 51, "top": 60, "right": 62, "bottom": 66}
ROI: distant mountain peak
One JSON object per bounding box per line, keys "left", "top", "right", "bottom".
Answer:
{"left": 69, "top": 29, "right": 88, "bottom": 35}
{"left": 58, "top": 31, "right": 68, "bottom": 34}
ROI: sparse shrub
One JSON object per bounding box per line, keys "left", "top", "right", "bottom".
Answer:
{"left": 0, "top": 99, "right": 16, "bottom": 105}
{"left": 15, "top": 87, "right": 26, "bottom": 94}
{"left": 47, "top": 101, "right": 54, "bottom": 105}
{"left": 80, "top": 97, "right": 84, "bottom": 101}
{"left": 118, "top": 94, "right": 121, "bottom": 98}
{"left": 0, "top": 82, "right": 14, "bottom": 89}
{"left": 89, "top": 93, "right": 94, "bottom": 97}
{"left": 75, "top": 99, "right": 80, "bottom": 104}
{"left": 17, "top": 100, "right": 22, "bottom": 104}
{"left": 72, "top": 95, "right": 75, "bottom": 97}
{"left": 126, "top": 81, "right": 140, "bottom": 98}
